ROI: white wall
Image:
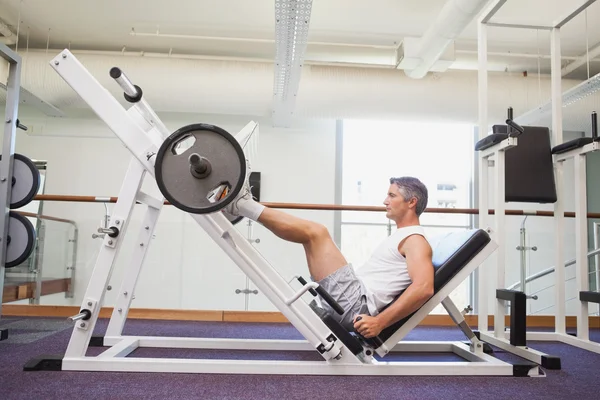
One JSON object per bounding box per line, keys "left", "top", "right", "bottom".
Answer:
{"left": 11, "top": 112, "right": 337, "bottom": 312}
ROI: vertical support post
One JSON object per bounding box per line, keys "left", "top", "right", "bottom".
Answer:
{"left": 519, "top": 225, "right": 527, "bottom": 294}
{"left": 595, "top": 222, "right": 600, "bottom": 315}
{"left": 496, "top": 289, "right": 527, "bottom": 346}
{"left": 551, "top": 28, "right": 566, "bottom": 335}
{"left": 477, "top": 20, "right": 489, "bottom": 332}
{"left": 0, "top": 44, "right": 21, "bottom": 325}
{"left": 574, "top": 154, "right": 590, "bottom": 340}
{"left": 105, "top": 197, "right": 163, "bottom": 337}
{"left": 494, "top": 148, "right": 507, "bottom": 338}
{"left": 64, "top": 160, "right": 147, "bottom": 357}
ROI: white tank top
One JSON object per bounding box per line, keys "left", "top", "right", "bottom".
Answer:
{"left": 353, "top": 225, "right": 427, "bottom": 315}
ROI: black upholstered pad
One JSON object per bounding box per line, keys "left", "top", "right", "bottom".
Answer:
{"left": 580, "top": 291, "right": 600, "bottom": 304}
{"left": 431, "top": 229, "right": 491, "bottom": 291}
{"left": 551, "top": 137, "right": 595, "bottom": 155}
{"left": 475, "top": 125, "right": 557, "bottom": 203}
{"left": 505, "top": 126, "right": 557, "bottom": 203}
{"left": 475, "top": 133, "right": 508, "bottom": 151}
{"left": 375, "top": 229, "right": 491, "bottom": 344}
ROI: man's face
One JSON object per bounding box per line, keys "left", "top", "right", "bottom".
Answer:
{"left": 383, "top": 184, "right": 415, "bottom": 221}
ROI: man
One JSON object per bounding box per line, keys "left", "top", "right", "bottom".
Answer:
{"left": 224, "top": 167, "right": 434, "bottom": 339}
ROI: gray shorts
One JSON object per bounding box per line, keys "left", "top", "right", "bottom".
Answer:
{"left": 316, "top": 265, "right": 370, "bottom": 331}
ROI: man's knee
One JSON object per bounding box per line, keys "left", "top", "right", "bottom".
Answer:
{"left": 306, "top": 223, "right": 331, "bottom": 243}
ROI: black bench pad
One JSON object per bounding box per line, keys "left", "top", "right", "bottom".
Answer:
{"left": 475, "top": 134, "right": 508, "bottom": 151}
{"left": 580, "top": 291, "right": 600, "bottom": 304}
{"left": 551, "top": 137, "right": 596, "bottom": 155}
{"left": 374, "top": 229, "right": 491, "bottom": 344}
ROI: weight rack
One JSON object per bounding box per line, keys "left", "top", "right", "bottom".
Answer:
{"left": 0, "top": 42, "right": 22, "bottom": 341}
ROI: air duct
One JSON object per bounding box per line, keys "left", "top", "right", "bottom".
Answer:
{"left": 403, "top": 0, "right": 490, "bottom": 79}
{"left": 0, "top": 18, "right": 17, "bottom": 45}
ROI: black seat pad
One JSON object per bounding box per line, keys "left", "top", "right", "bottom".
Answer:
{"left": 580, "top": 291, "right": 600, "bottom": 304}
{"left": 475, "top": 133, "right": 508, "bottom": 151}
{"left": 373, "top": 229, "right": 491, "bottom": 344}
{"left": 551, "top": 137, "right": 596, "bottom": 155}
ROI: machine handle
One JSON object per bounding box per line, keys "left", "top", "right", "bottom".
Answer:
{"left": 297, "top": 276, "right": 318, "bottom": 296}
{"left": 506, "top": 119, "right": 524, "bottom": 137}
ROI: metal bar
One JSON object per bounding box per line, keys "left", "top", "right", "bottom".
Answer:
{"left": 554, "top": 0, "right": 597, "bottom": 28}
{"left": 507, "top": 246, "right": 600, "bottom": 290}
{"left": 486, "top": 22, "right": 553, "bottom": 31}
{"left": 61, "top": 357, "right": 518, "bottom": 376}
{"left": 480, "top": 0, "right": 508, "bottom": 23}
{"left": 477, "top": 20, "right": 489, "bottom": 332}
{"left": 519, "top": 225, "right": 527, "bottom": 297}
{"left": 551, "top": 27, "right": 566, "bottom": 335}
{"left": 455, "top": 49, "right": 582, "bottom": 61}
{"left": 574, "top": 153, "right": 590, "bottom": 340}
{"left": 333, "top": 120, "right": 343, "bottom": 248}
{"left": 341, "top": 221, "right": 470, "bottom": 229}
{"left": 0, "top": 41, "right": 20, "bottom": 63}
{"left": 98, "top": 337, "right": 139, "bottom": 359}
{"left": 477, "top": 331, "right": 555, "bottom": 366}
{"left": 595, "top": 223, "right": 600, "bottom": 315}
{"left": 27, "top": 194, "right": 600, "bottom": 218}
{"left": 526, "top": 332, "right": 600, "bottom": 354}
{"left": 494, "top": 144, "right": 507, "bottom": 338}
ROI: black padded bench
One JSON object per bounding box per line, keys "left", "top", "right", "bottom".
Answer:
{"left": 551, "top": 137, "right": 600, "bottom": 155}
{"left": 580, "top": 291, "right": 600, "bottom": 304}
{"left": 552, "top": 112, "right": 599, "bottom": 155}
{"left": 317, "top": 229, "right": 491, "bottom": 354}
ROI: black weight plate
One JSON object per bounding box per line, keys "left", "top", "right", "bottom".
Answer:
{"left": 155, "top": 124, "right": 246, "bottom": 214}
{"left": 11, "top": 154, "right": 41, "bottom": 209}
{"left": 0, "top": 153, "right": 41, "bottom": 209}
{"left": 5, "top": 211, "right": 36, "bottom": 268}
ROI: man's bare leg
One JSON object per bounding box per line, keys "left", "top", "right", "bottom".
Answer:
{"left": 223, "top": 159, "right": 348, "bottom": 281}
{"left": 257, "top": 208, "right": 348, "bottom": 281}
{"left": 223, "top": 189, "right": 346, "bottom": 281}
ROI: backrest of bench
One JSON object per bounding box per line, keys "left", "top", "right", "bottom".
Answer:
{"left": 375, "top": 229, "right": 491, "bottom": 343}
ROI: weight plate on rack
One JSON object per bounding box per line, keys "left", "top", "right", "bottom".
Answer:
{"left": 0, "top": 153, "right": 41, "bottom": 209}
{"left": 5, "top": 211, "right": 36, "bottom": 268}
{"left": 155, "top": 123, "right": 246, "bottom": 214}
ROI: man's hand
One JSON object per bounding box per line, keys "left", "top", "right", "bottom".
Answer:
{"left": 353, "top": 314, "right": 384, "bottom": 338}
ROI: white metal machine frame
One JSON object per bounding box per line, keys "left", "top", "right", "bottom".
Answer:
{"left": 477, "top": 0, "right": 600, "bottom": 361}
{"left": 39, "top": 49, "right": 540, "bottom": 376}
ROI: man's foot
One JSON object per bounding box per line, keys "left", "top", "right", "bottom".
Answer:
{"left": 222, "top": 158, "right": 265, "bottom": 221}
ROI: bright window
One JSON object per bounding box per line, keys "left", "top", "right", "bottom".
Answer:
{"left": 340, "top": 119, "right": 475, "bottom": 314}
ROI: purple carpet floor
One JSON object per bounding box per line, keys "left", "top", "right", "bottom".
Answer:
{"left": 0, "top": 317, "right": 599, "bottom": 400}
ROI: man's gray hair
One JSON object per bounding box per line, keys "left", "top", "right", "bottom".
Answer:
{"left": 389, "top": 176, "right": 428, "bottom": 216}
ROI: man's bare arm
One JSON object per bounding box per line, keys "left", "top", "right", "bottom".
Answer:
{"left": 374, "top": 235, "right": 434, "bottom": 329}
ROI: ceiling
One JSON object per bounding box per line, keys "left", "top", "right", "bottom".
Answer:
{"left": 1, "top": 0, "right": 599, "bottom": 74}
{"left": 0, "top": 0, "right": 599, "bottom": 124}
